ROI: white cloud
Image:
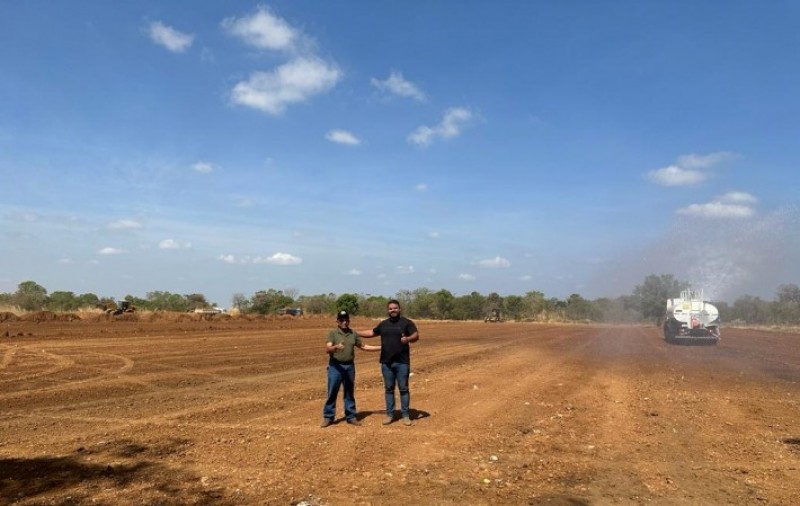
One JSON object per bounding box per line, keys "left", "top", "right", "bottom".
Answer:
{"left": 107, "top": 219, "right": 142, "bottom": 230}
{"left": 254, "top": 252, "right": 302, "bottom": 265}
{"left": 677, "top": 202, "right": 755, "bottom": 219}
{"left": 98, "top": 247, "right": 123, "bottom": 255}
{"left": 148, "top": 21, "right": 194, "bottom": 53}
{"left": 408, "top": 107, "right": 473, "bottom": 146}
{"left": 230, "top": 57, "right": 341, "bottom": 115}
{"left": 219, "top": 254, "right": 237, "bottom": 264}
{"left": 347, "top": 268, "right": 362, "bottom": 276}
{"left": 158, "top": 239, "right": 192, "bottom": 250}
{"left": 458, "top": 273, "right": 476, "bottom": 281}
{"left": 222, "top": 6, "right": 300, "bottom": 52}
{"left": 377, "top": 273, "right": 387, "bottom": 279}
{"left": 647, "top": 151, "right": 735, "bottom": 187}
{"left": 676, "top": 151, "right": 735, "bottom": 170}
{"left": 720, "top": 191, "right": 757, "bottom": 204}
{"left": 478, "top": 256, "right": 511, "bottom": 268}
{"left": 192, "top": 161, "right": 216, "bottom": 173}
{"left": 427, "top": 231, "right": 440, "bottom": 239}
{"left": 646, "top": 165, "right": 706, "bottom": 186}
{"left": 396, "top": 265, "right": 415, "bottom": 274}
{"left": 520, "top": 275, "right": 532, "bottom": 281}
{"left": 57, "top": 258, "right": 72, "bottom": 264}
{"left": 236, "top": 197, "right": 254, "bottom": 208}
{"left": 415, "top": 183, "right": 428, "bottom": 191}
{"left": 370, "top": 71, "right": 426, "bottom": 101}
{"left": 325, "top": 129, "right": 361, "bottom": 146}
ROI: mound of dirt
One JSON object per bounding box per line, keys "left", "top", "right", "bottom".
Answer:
{"left": 20, "top": 311, "right": 59, "bottom": 322}
{"left": 0, "top": 312, "right": 19, "bottom": 322}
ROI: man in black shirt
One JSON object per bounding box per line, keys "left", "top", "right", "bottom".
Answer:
{"left": 357, "top": 299, "right": 419, "bottom": 426}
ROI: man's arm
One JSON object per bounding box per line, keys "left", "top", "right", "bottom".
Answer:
{"left": 400, "top": 331, "right": 419, "bottom": 345}
{"left": 325, "top": 341, "right": 344, "bottom": 354}
{"left": 356, "top": 343, "right": 381, "bottom": 351}
{"left": 355, "top": 329, "right": 377, "bottom": 338}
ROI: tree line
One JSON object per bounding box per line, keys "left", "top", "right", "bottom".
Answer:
{"left": 1, "top": 275, "right": 799, "bottom": 325}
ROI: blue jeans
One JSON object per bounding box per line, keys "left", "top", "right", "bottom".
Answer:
{"left": 381, "top": 361, "right": 410, "bottom": 418}
{"left": 323, "top": 361, "right": 357, "bottom": 421}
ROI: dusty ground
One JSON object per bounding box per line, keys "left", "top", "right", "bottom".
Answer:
{"left": 1, "top": 316, "right": 799, "bottom": 505}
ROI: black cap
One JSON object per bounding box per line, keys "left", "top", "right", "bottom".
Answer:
{"left": 336, "top": 310, "right": 350, "bottom": 321}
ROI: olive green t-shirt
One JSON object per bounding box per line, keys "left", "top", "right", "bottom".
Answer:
{"left": 327, "top": 328, "right": 362, "bottom": 363}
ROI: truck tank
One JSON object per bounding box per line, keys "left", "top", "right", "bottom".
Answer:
{"left": 663, "top": 289, "right": 720, "bottom": 345}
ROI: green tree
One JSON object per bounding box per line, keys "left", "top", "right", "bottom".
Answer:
{"left": 632, "top": 274, "right": 689, "bottom": 325}
{"left": 46, "top": 291, "right": 80, "bottom": 312}
{"left": 452, "top": 292, "right": 486, "bottom": 320}
{"left": 336, "top": 293, "right": 360, "bottom": 316}
{"left": 430, "top": 289, "right": 455, "bottom": 320}
{"left": 250, "top": 289, "right": 294, "bottom": 315}
{"left": 14, "top": 281, "right": 48, "bottom": 311}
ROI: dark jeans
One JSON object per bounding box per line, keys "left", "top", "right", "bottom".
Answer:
{"left": 381, "top": 361, "right": 410, "bottom": 418}
{"left": 323, "top": 361, "right": 357, "bottom": 421}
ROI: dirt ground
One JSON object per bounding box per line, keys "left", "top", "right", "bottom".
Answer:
{"left": 1, "top": 316, "right": 799, "bottom": 505}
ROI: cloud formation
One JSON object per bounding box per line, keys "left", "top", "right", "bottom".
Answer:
{"left": 646, "top": 165, "right": 706, "bottom": 186}
{"left": 148, "top": 21, "right": 194, "bottom": 53}
{"left": 408, "top": 107, "right": 472, "bottom": 146}
{"left": 458, "top": 273, "right": 476, "bottom": 281}
{"left": 230, "top": 57, "right": 341, "bottom": 115}
{"left": 255, "top": 252, "right": 302, "bottom": 265}
{"left": 371, "top": 71, "right": 425, "bottom": 101}
{"left": 325, "top": 129, "right": 360, "bottom": 145}
{"left": 222, "top": 6, "right": 300, "bottom": 52}
{"left": 107, "top": 219, "right": 142, "bottom": 230}
{"left": 159, "top": 239, "right": 191, "bottom": 249}
{"left": 98, "top": 247, "right": 123, "bottom": 255}
{"left": 647, "top": 151, "right": 735, "bottom": 187}
{"left": 478, "top": 256, "right": 511, "bottom": 268}
{"left": 677, "top": 191, "right": 758, "bottom": 219}
{"left": 192, "top": 161, "right": 216, "bottom": 173}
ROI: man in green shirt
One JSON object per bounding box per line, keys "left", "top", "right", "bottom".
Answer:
{"left": 321, "top": 310, "right": 380, "bottom": 427}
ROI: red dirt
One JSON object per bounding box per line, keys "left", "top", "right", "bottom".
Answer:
{"left": 1, "top": 318, "right": 799, "bottom": 505}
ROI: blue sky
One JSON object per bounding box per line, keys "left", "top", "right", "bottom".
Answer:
{"left": 2, "top": 1, "right": 799, "bottom": 306}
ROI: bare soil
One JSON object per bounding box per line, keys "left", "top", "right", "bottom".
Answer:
{"left": 1, "top": 317, "right": 799, "bottom": 505}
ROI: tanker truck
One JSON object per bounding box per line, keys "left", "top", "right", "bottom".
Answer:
{"left": 663, "top": 289, "right": 720, "bottom": 345}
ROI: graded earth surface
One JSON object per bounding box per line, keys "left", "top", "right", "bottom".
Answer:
{"left": 1, "top": 316, "right": 799, "bottom": 505}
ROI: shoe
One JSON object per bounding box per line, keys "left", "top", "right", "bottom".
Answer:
{"left": 320, "top": 418, "right": 332, "bottom": 428}
{"left": 402, "top": 416, "right": 412, "bottom": 426}
{"left": 382, "top": 416, "right": 394, "bottom": 425}
{"left": 346, "top": 419, "right": 362, "bottom": 426}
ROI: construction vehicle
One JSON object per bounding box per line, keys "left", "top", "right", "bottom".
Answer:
{"left": 102, "top": 300, "right": 136, "bottom": 316}
{"left": 663, "top": 289, "right": 720, "bottom": 345}
{"left": 484, "top": 308, "right": 503, "bottom": 322}
{"left": 278, "top": 307, "right": 303, "bottom": 316}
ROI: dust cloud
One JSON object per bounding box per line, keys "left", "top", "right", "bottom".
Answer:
{"left": 589, "top": 205, "right": 800, "bottom": 302}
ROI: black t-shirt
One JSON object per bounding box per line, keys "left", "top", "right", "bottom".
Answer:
{"left": 374, "top": 316, "right": 417, "bottom": 364}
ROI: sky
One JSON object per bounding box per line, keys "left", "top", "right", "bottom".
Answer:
{"left": 2, "top": 1, "right": 799, "bottom": 306}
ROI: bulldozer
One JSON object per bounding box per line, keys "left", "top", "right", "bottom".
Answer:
{"left": 484, "top": 308, "right": 503, "bottom": 323}
{"left": 102, "top": 300, "right": 137, "bottom": 316}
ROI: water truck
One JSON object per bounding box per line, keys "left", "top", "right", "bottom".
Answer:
{"left": 663, "top": 289, "right": 720, "bottom": 345}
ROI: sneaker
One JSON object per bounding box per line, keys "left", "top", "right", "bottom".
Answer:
{"left": 402, "top": 416, "right": 412, "bottom": 426}
{"left": 320, "top": 418, "right": 332, "bottom": 428}
{"left": 346, "top": 418, "right": 362, "bottom": 426}
{"left": 382, "top": 416, "right": 394, "bottom": 425}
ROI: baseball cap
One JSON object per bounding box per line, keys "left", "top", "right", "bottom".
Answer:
{"left": 336, "top": 310, "right": 350, "bottom": 321}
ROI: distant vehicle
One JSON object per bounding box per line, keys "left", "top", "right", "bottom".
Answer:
{"left": 193, "top": 307, "right": 224, "bottom": 315}
{"left": 102, "top": 300, "right": 136, "bottom": 316}
{"left": 484, "top": 308, "right": 503, "bottom": 322}
{"left": 278, "top": 307, "right": 304, "bottom": 316}
{"left": 663, "top": 289, "right": 720, "bottom": 345}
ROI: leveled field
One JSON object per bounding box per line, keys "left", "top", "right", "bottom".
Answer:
{"left": 1, "top": 317, "right": 799, "bottom": 505}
